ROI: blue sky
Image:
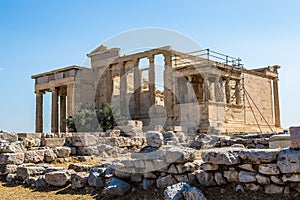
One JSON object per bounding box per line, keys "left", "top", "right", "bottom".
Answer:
{"left": 0, "top": 0, "right": 299, "bottom": 132}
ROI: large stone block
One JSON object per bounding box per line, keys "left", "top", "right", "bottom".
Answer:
{"left": 0, "top": 142, "right": 25, "bottom": 153}
{"left": 196, "top": 170, "right": 216, "bottom": 186}
{"left": 41, "top": 138, "right": 65, "bottom": 147}
{"left": 156, "top": 174, "right": 177, "bottom": 188}
{"left": 53, "top": 147, "right": 71, "bottom": 158}
{"left": 45, "top": 170, "right": 72, "bottom": 187}
{"left": 238, "top": 149, "right": 279, "bottom": 164}
{"left": 71, "top": 172, "right": 89, "bottom": 189}
{"left": 201, "top": 147, "right": 241, "bottom": 165}
{"left": 68, "top": 134, "right": 98, "bottom": 147}
{"left": 269, "top": 134, "right": 291, "bottom": 149}
{"left": 24, "top": 150, "right": 44, "bottom": 163}
{"left": 17, "top": 166, "right": 45, "bottom": 180}
{"left": 0, "top": 132, "right": 18, "bottom": 142}
{"left": 258, "top": 164, "right": 280, "bottom": 175}
{"left": 0, "top": 164, "right": 17, "bottom": 175}
{"left": 166, "top": 147, "right": 196, "bottom": 164}
{"left": 101, "top": 177, "right": 130, "bottom": 197}
{"left": 238, "top": 171, "right": 256, "bottom": 183}
{"left": 290, "top": 126, "right": 300, "bottom": 149}
{"left": 146, "top": 131, "right": 163, "bottom": 148}
{"left": 164, "top": 182, "right": 191, "bottom": 200}
{"left": 0, "top": 153, "right": 24, "bottom": 165}
{"left": 277, "top": 148, "right": 300, "bottom": 173}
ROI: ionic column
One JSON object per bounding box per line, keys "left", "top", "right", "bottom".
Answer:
{"left": 148, "top": 55, "right": 155, "bottom": 106}
{"left": 106, "top": 66, "right": 113, "bottom": 103}
{"left": 163, "top": 53, "right": 174, "bottom": 119}
{"left": 225, "top": 78, "right": 231, "bottom": 103}
{"left": 67, "top": 84, "right": 74, "bottom": 117}
{"left": 60, "top": 95, "right": 66, "bottom": 133}
{"left": 35, "top": 91, "right": 44, "bottom": 133}
{"left": 235, "top": 79, "right": 241, "bottom": 105}
{"left": 120, "top": 62, "right": 127, "bottom": 114}
{"left": 133, "top": 59, "right": 141, "bottom": 116}
{"left": 51, "top": 88, "right": 59, "bottom": 133}
{"left": 273, "top": 78, "right": 281, "bottom": 127}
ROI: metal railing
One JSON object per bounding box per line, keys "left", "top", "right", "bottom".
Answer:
{"left": 172, "top": 48, "right": 243, "bottom": 69}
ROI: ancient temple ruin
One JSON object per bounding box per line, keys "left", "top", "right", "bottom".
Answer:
{"left": 32, "top": 45, "right": 282, "bottom": 134}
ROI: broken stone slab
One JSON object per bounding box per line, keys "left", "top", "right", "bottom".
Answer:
{"left": 264, "top": 184, "right": 284, "bottom": 194}
{"left": 146, "top": 131, "right": 163, "bottom": 148}
{"left": 41, "top": 138, "right": 65, "bottom": 147}
{"left": 282, "top": 174, "right": 300, "bottom": 182}
{"left": 35, "top": 175, "right": 47, "bottom": 188}
{"left": 88, "top": 167, "right": 105, "bottom": 188}
{"left": 156, "top": 174, "right": 177, "bottom": 189}
{"left": 183, "top": 187, "right": 207, "bottom": 200}
{"left": 290, "top": 126, "right": 300, "bottom": 149}
{"left": 77, "top": 146, "right": 99, "bottom": 156}
{"left": 196, "top": 170, "right": 216, "bottom": 187}
{"left": 201, "top": 147, "right": 241, "bottom": 165}
{"left": 258, "top": 164, "right": 280, "bottom": 175}
{"left": 53, "top": 147, "right": 71, "bottom": 158}
{"left": 71, "top": 172, "right": 89, "bottom": 189}
{"left": 238, "top": 171, "right": 256, "bottom": 183}
{"left": 0, "top": 142, "right": 25, "bottom": 153}
{"left": 44, "top": 167, "right": 66, "bottom": 174}
{"left": 105, "top": 130, "right": 120, "bottom": 137}
{"left": 0, "top": 132, "right": 18, "bottom": 142}
{"left": 164, "top": 182, "right": 191, "bottom": 200}
{"left": 0, "top": 153, "right": 24, "bottom": 165}
{"left": 214, "top": 172, "right": 227, "bottom": 185}
{"left": 24, "top": 150, "right": 45, "bottom": 163}
{"left": 68, "top": 134, "right": 98, "bottom": 147}
{"left": 223, "top": 170, "right": 239, "bottom": 182}
{"left": 45, "top": 170, "right": 73, "bottom": 187}
{"left": 269, "top": 134, "right": 291, "bottom": 149}
{"left": 0, "top": 164, "right": 17, "bottom": 175}
{"left": 256, "top": 174, "right": 270, "bottom": 185}
{"left": 142, "top": 178, "right": 156, "bottom": 190}
{"left": 101, "top": 177, "right": 130, "bottom": 197}
{"left": 16, "top": 166, "right": 45, "bottom": 180}
{"left": 277, "top": 148, "right": 300, "bottom": 173}
{"left": 44, "top": 148, "right": 57, "bottom": 162}
{"left": 166, "top": 147, "right": 196, "bottom": 164}
{"left": 238, "top": 149, "right": 279, "bottom": 164}
{"left": 18, "top": 133, "right": 41, "bottom": 140}
{"left": 23, "top": 138, "right": 40, "bottom": 148}
{"left": 68, "top": 163, "right": 91, "bottom": 172}
{"left": 131, "top": 148, "right": 166, "bottom": 160}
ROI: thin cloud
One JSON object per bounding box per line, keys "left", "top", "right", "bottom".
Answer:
{"left": 0, "top": 68, "right": 4, "bottom": 71}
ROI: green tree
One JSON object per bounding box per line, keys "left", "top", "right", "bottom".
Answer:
{"left": 66, "top": 103, "right": 126, "bottom": 132}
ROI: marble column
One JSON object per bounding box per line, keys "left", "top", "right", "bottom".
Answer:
{"left": 51, "top": 88, "right": 59, "bottom": 133}
{"left": 273, "top": 78, "right": 281, "bottom": 127}
{"left": 225, "top": 78, "right": 231, "bottom": 104}
{"left": 148, "top": 55, "right": 156, "bottom": 106}
{"left": 120, "top": 62, "right": 127, "bottom": 114}
{"left": 67, "top": 84, "right": 74, "bottom": 117}
{"left": 60, "top": 95, "right": 66, "bottom": 133}
{"left": 106, "top": 66, "right": 113, "bottom": 103}
{"left": 133, "top": 59, "right": 141, "bottom": 116}
{"left": 163, "top": 53, "right": 174, "bottom": 120}
{"left": 35, "top": 91, "right": 44, "bottom": 133}
{"left": 235, "top": 79, "right": 241, "bottom": 105}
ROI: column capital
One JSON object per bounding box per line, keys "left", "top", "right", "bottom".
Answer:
{"left": 35, "top": 90, "right": 45, "bottom": 95}
{"left": 148, "top": 54, "right": 155, "bottom": 63}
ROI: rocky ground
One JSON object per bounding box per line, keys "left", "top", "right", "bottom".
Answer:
{"left": 1, "top": 180, "right": 299, "bottom": 200}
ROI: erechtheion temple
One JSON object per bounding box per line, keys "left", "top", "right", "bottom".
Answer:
{"left": 32, "top": 45, "right": 282, "bottom": 134}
